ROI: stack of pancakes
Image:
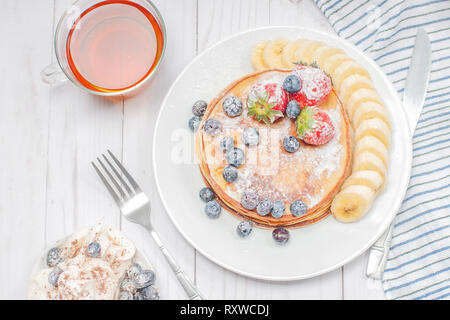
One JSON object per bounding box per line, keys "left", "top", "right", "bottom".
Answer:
{"left": 195, "top": 70, "right": 352, "bottom": 228}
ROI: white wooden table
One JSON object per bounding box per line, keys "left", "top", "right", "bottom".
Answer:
{"left": 0, "top": 0, "right": 386, "bottom": 300}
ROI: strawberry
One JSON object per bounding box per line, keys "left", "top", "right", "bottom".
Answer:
{"left": 290, "top": 65, "right": 332, "bottom": 107}
{"left": 247, "top": 82, "right": 288, "bottom": 125}
{"left": 296, "top": 106, "right": 335, "bottom": 145}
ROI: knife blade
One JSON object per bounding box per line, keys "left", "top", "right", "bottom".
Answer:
{"left": 366, "top": 28, "right": 432, "bottom": 280}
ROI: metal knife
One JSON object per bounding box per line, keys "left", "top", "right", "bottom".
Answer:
{"left": 366, "top": 28, "right": 432, "bottom": 280}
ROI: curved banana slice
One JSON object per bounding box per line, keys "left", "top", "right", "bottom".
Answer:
{"left": 341, "top": 170, "right": 384, "bottom": 192}
{"left": 295, "top": 41, "right": 325, "bottom": 64}
{"left": 353, "top": 150, "right": 387, "bottom": 177}
{"left": 354, "top": 135, "right": 388, "bottom": 166}
{"left": 263, "top": 37, "right": 289, "bottom": 69}
{"left": 322, "top": 53, "right": 352, "bottom": 75}
{"left": 312, "top": 46, "right": 344, "bottom": 69}
{"left": 282, "top": 39, "right": 308, "bottom": 69}
{"left": 355, "top": 117, "right": 391, "bottom": 148}
{"left": 293, "top": 40, "right": 312, "bottom": 63}
{"left": 333, "top": 61, "right": 370, "bottom": 91}
{"left": 251, "top": 40, "right": 269, "bottom": 71}
{"left": 346, "top": 88, "right": 382, "bottom": 120}
{"left": 338, "top": 75, "right": 373, "bottom": 106}
{"left": 352, "top": 101, "right": 390, "bottom": 128}
{"left": 331, "top": 185, "right": 376, "bottom": 222}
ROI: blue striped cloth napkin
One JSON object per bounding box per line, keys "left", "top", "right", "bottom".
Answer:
{"left": 314, "top": 0, "right": 450, "bottom": 300}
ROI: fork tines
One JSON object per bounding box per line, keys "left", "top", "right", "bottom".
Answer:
{"left": 92, "top": 150, "right": 141, "bottom": 204}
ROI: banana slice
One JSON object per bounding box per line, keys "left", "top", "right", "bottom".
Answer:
{"left": 352, "top": 101, "right": 390, "bottom": 128}
{"left": 312, "top": 46, "right": 344, "bottom": 69}
{"left": 282, "top": 39, "right": 308, "bottom": 69}
{"left": 331, "top": 185, "right": 376, "bottom": 222}
{"left": 333, "top": 61, "right": 370, "bottom": 91}
{"left": 293, "top": 40, "right": 312, "bottom": 63}
{"left": 346, "top": 88, "right": 382, "bottom": 120}
{"left": 355, "top": 117, "right": 391, "bottom": 148}
{"left": 322, "top": 53, "right": 352, "bottom": 75}
{"left": 295, "top": 41, "right": 325, "bottom": 64}
{"left": 263, "top": 37, "right": 289, "bottom": 69}
{"left": 251, "top": 40, "right": 269, "bottom": 71}
{"left": 341, "top": 170, "right": 384, "bottom": 192}
{"left": 354, "top": 135, "right": 388, "bottom": 166}
{"left": 338, "top": 75, "right": 373, "bottom": 106}
{"left": 353, "top": 150, "right": 387, "bottom": 177}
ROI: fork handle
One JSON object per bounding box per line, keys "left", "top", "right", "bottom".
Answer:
{"left": 149, "top": 229, "right": 204, "bottom": 300}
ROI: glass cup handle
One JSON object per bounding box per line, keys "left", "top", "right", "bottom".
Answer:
{"left": 41, "top": 63, "right": 68, "bottom": 85}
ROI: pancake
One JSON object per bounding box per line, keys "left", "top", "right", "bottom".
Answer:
{"left": 195, "top": 69, "right": 352, "bottom": 228}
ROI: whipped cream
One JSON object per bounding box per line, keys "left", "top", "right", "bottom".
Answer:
{"left": 28, "top": 224, "right": 138, "bottom": 300}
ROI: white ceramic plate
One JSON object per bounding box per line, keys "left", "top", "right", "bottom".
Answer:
{"left": 153, "top": 26, "right": 412, "bottom": 281}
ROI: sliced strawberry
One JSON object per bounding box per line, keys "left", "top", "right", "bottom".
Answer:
{"left": 290, "top": 65, "right": 332, "bottom": 107}
{"left": 296, "top": 106, "right": 335, "bottom": 145}
{"left": 247, "top": 82, "right": 288, "bottom": 124}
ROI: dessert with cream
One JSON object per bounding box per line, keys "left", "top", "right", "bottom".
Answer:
{"left": 27, "top": 224, "right": 159, "bottom": 300}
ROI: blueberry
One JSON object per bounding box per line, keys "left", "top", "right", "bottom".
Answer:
{"left": 242, "top": 128, "right": 260, "bottom": 147}
{"left": 225, "top": 148, "right": 245, "bottom": 167}
{"left": 272, "top": 200, "right": 285, "bottom": 218}
{"left": 286, "top": 100, "right": 301, "bottom": 119}
{"left": 205, "top": 200, "right": 221, "bottom": 218}
{"left": 222, "top": 96, "right": 243, "bottom": 117}
{"left": 203, "top": 118, "right": 222, "bottom": 136}
{"left": 241, "top": 189, "right": 260, "bottom": 210}
{"left": 199, "top": 187, "right": 215, "bottom": 202}
{"left": 134, "top": 270, "right": 156, "bottom": 289}
{"left": 256, "top": 198, "right": 273, "bottom": 216}
{"left": 290, "top": 199, "right": 307, "bottom": 217}
{"left": 48, "top": 267, "right": 63, "bottom": 286}
{"left": 188, "top": 116, "right": 202, "bottom": 132}
{"left": 220, "top": 136, "right": 235, "bottom": 152}
{"left": 237, "top": 220, "right": 253, "bottom": 238}
{"left": 46, "top": 247, "right": 62, "bottom": 267}
{"left": 222, "top": 165, "right": 238, "bottom": 183}
{"left": 119, "top": 291, "right": 135, "bottom": 300}
{"left": 192, "top": 100, "right": 208, "bottom": 117}
{"left": 138, "top": 285, "right": 160, "bottom": 300}
{"left": 86, "top": 242, "right": 101, "bottom": 258}
{"left": 127, "top": 263, "right": 142, "bottom": 280}
{"left": 283, "top": 136, "right": 300, "bottom": 153}
{"left": 120, "top": 280, "right": 137, "bottom": 293}
{"left": 272, "top": 227, "right": 289, "bottom": 245}
{"left": 283, "top": 74, "right": 302, "bottom": 93}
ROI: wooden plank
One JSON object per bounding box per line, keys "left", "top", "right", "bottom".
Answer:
{"left": 269, "top": 0, "right": 335, "bottom": 32}
{"left": 198, "top": 0, "right": 271, "bottom": 50}
{"left": 343, "top": 253, "right": 386, "bottom": 300}
{"left": 44, "top": 0, "right": 122, "bottom": 257}
{"left": 121, "top": 0, "right": 198, "bottom": 299}
{"left": 195, "top": 0, "right": 342, "bottom": 299}
{"left": 0, "top": 0, "right": 54, "bottom": 299}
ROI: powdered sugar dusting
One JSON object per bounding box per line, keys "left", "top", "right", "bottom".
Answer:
{"left": 204, "top": 73, "right": 346, "bottom": 208}
{"left": 292, "top": 66, "right": 332, "bottom": 105}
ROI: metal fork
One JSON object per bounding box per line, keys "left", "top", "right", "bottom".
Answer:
{"left": 92, "top": 150, "right": 203, "bottom": 300}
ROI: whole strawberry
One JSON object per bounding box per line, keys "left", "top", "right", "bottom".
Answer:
{"left": 290, "top": 65, "right": 332, "bottom": 107}
{"left": 296, "top": 106, "right": 335, "bottom": 145}
{"left": 247, "top": 82, "right": 287, "bottom": 125}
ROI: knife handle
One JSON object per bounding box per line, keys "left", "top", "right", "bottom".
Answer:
{"left": 366, "top": 223, "right": 394, "bottom": 279}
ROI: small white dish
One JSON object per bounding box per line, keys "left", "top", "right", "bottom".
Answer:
{"left": 27, "top": 227, "right": 154, "bottom": 299}
{"left": 153, "top": 26, "right": 412, "bottom": 281}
